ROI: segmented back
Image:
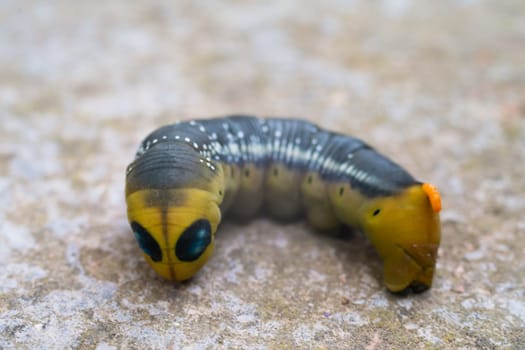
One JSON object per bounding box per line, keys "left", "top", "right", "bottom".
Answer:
{"left": 128, "top": 115, "right": 417, "bottom": 200}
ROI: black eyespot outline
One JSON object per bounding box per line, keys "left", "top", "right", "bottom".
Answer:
{"left": 131, "top": 221, "right": 162, "bottom": 262}
{"left": 373, "top": 209, "right": 381, "bottom": 216}
{"left": 175, "top": 219, "right": 212, "bottom": 262}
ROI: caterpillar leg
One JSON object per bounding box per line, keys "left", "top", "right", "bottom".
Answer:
{"left": 382, "top": 243, "right": 438, "bottom": 293}
{"left": 301, "top": 172, "right": 340, "bottom": 231}
{"left": 224, "top": 163, "right": 265, "bottom": 219}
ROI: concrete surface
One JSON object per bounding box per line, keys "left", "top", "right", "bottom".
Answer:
{"left": 1, "top": 0, "right": 524, "bottom": 349}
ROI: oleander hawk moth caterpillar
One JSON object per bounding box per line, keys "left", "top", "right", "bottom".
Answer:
{"left": 125, "top": 115, "right": 441, "bottom": 294}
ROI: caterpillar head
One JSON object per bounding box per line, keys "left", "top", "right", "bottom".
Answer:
{"left": 126, "top": 188, "right": 221, "bottom": 281}
{"left": 359, "top": 183, "right": 441, "bottom": 294}
{"left": 125, "top": 142, "right": 224, "bottom": 281}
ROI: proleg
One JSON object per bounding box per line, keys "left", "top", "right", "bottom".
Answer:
{"left": 125, "top": 115, "right": 442, "bottom": 294}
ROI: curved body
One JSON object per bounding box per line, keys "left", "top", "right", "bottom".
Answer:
{"left": 125, "top": 115, "right": 441, "bottom": 293}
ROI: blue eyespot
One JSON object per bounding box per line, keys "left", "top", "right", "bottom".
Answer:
{"left": 175, "top": 219, "right": 212, "bottom": 262}
{"left": 131, "top": 221, "right": 162, "bottom": 262}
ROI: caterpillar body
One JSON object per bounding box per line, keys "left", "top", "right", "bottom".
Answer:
{"left": 125, "top": 115, "right": 441, "bottom": 294}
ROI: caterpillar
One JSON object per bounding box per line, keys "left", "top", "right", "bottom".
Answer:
{"left": 125, "top": 115, "right": 441, "bottom": 294}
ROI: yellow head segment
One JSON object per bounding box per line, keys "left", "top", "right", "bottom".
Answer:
{"left": 126, "top": 188, "right": 222, "bottom": 281}
{"left": 359, "top": 183, "right": 441, "bottom": 293}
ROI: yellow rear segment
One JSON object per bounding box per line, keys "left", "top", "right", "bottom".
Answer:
{"left": 358, "top": 184, "right": 441, "bottom": 293}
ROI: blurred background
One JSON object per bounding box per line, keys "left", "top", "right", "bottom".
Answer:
{"left": 1, "top": 1, "right": 524, "bottom": 348}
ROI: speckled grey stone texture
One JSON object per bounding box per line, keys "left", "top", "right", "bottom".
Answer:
{"left": 1, "top": 1, "right": 524, "bottom": 349}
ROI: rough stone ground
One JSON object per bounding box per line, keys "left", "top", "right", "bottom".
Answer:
{"left": 1, "top": 0, "right": 524, "bottom": 349}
